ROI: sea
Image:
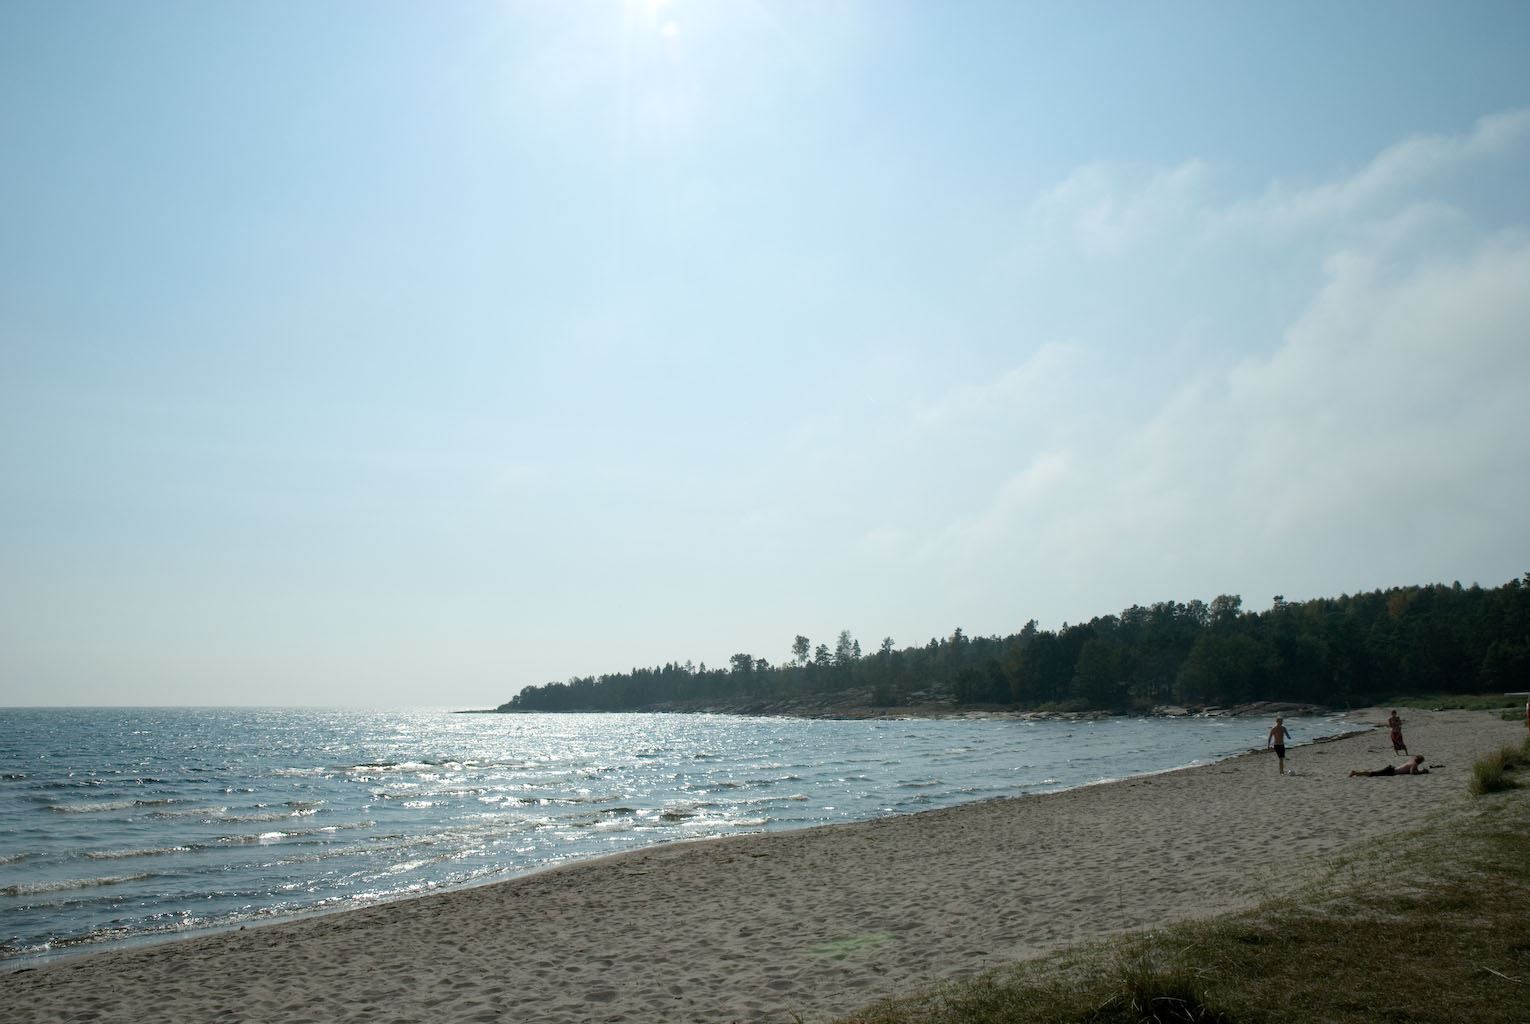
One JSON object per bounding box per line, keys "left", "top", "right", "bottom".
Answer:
{"left": 0, "top": 707, "right": 1354, "bottom": 963}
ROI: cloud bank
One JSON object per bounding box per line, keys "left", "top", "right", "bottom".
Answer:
{"left": 856, "top": 111, "right": 1530, "bottom": 633}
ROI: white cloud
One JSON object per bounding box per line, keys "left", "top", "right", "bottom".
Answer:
{"left": 916, "top": 113, "right": 1530, "bottom": 625}
{"left": 1030, "top": 159, "right": 1211, "bottom": 257}
{"left": 1029, "top": 109, "right": 1530, "bottom": 257}
{"left": 1226, "top": 108, "right": 1530, "bottom": 236}
{"left": 912, "top": 341, "right": 1090, "bottom": 429}
{"left": 931, "top": 237, "right": 1529, "bottom": 624}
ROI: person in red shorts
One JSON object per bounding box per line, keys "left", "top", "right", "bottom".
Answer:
{"left": 1387, "top": 710, "right": 1407, "bottom": 754}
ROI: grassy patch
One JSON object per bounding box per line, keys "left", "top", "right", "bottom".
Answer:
{"left": 835, "top": 789, "right": 1530, "bottom": 1024}
{"left": 1386, "top": 693, "right": 1519, "bottom": 712}
{"left": 1470, "top": 737, "right": 1530, "bottom": 796}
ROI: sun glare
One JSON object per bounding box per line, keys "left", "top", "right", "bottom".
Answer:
{"left": 628, "top": 0, "right": 683, "bottom": 42}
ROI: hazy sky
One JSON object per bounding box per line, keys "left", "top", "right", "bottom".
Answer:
{"left": 3, "top": 2, "right": 1528, "bottom": 708}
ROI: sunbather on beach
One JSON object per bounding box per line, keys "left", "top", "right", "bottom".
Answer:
{"left": 1350, "top": 754, "right": 1429, "bottom": 777}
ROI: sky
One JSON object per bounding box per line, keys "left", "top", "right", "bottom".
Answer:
{"left": 2, "top": 1, "right": 1528, "bottom": 708}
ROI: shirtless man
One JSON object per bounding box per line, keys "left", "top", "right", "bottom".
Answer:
{"left": 1350, "top": 754, "right": 1429, "bottom": 777}
{"left": 1266, "top": 716, "right": 1292, "bottom": 775}
{"left": 1386, "top": 710, "right": 1407, "bottom": 754}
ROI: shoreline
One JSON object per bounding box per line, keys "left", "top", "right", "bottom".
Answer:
{"left": 6, "top": 710, "right": 1357, "bottom": 969}
{"left": 5, "top": 708, "right": 1522, "bottom": 1024}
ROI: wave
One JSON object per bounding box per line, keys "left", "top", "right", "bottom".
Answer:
{"left": 341, "top": 758, "right": 481, "bottom": 774}
{"left": 220, "top": 808, "right": 319, "bottom": 823}
{"left": 215, "top": 829, "right": 296, "bottom": 845}
{"left": 3, "top": 874, "right": 151, "bottom": 898}
{"left": 215, "top": 820, "right": 374, "bottom": 845}
{"left": 0, "top": 852, "right": 29, "bottom": 866}
{"left": 85, "top": 846, "right": 191, "bottom": 861}
{"left": 734, "top": 792, "right": 809, "bottom": 807}
{"left": 36, "top": 779, "right": 107, "bottom": 790}
{"left": 45, "top": 798, "right": 178, "bottom": 814}
{"left": 377, "top": 858, "right": 435, "bottom": 876}
{"left": 149, "top": 806, "right": 228, "bottom": 820}
{"left": 380, "top": 785, "right": 486, "bottom": 801}
{"left": 44, "top": 799, "right": 136, "bottom": 814}
{"left": 143, "top": 804, "right": 320, "bottom": 823}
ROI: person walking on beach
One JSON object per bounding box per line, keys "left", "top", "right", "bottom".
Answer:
{"left": 1387, "top": 710, "right": 1407, "bottom": 754}
{"left": 1350, "top": 754, "right": 1429, "bottom": 777}
{"left": 1267, "top": 716, "right": 1292, "bottom": 775}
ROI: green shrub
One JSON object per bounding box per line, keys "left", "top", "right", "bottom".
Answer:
{"left": 1390, "top": 693, "right": 1517, "bottom": 712}
{"left": 1089, "top": 955, "right": 1233, "bottom": 1023}
{"left": 1469, "top": 742, "right": 1527, "bottom": 796}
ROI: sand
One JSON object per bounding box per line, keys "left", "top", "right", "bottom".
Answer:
{"left": 4, "top": 708, "right": 1523, "bottom": 1024}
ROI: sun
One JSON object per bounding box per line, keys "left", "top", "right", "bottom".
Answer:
{"left": 626, "top": 0, "right": 683, "bottom": 42}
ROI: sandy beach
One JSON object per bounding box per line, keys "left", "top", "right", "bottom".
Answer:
{"left": 4, "top": 708, "right": 1522, "bottom": 1024}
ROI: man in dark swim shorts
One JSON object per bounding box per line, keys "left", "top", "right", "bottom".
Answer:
{"left": 1266, "top": 716, "right": 1292, "bottom": 775}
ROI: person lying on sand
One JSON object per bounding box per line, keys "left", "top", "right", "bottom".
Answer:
{"left": 1350, "top": 754, "right": 1429, "bottom": 777}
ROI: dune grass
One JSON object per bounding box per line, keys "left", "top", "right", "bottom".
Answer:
{"left": 835, "top": 784, "right": 1530, "bottom": 1024}
{"left": 1386, "top": 693, "right": 1520, "bottom": 713}
{"left": 1469, "top": 737, "right": 1530, "bottom": 796}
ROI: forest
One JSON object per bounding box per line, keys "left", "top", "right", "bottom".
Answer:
{"left": 498, "top": 575, "right": 1530, "bottom": 714}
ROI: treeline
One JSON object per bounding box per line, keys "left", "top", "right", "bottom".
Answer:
{"left": 499, "top": 576, "right": 1530, "bottom": 713}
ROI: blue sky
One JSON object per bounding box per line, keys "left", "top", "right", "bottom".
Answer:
{"left": 3, "top": 1, "right": 1528, "bottom": 707}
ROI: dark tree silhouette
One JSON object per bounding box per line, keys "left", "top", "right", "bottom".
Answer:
{"left": 499, "top": 576, "right": 1530, "bottom": 713}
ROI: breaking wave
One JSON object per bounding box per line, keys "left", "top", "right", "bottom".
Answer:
{"left": 3, "top": 874, "right": 151, "bottom": 898}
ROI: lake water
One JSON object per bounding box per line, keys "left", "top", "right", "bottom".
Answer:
{"left": 0, "top": 707, "right": 1352, "bottom": 961}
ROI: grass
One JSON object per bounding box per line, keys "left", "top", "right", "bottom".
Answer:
{"left": 834, "top": 784, "right": 1530, "bottom": 1024}
{"left": 1386, "top": 693, "right": 1520, "bottom": 713}
{"left": 1469, "top": 737, "right": 1530, "bottom": 796}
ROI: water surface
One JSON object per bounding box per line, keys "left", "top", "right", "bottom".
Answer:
{"left": 0, "top": 707, "right": 1350, "bottom": 960}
